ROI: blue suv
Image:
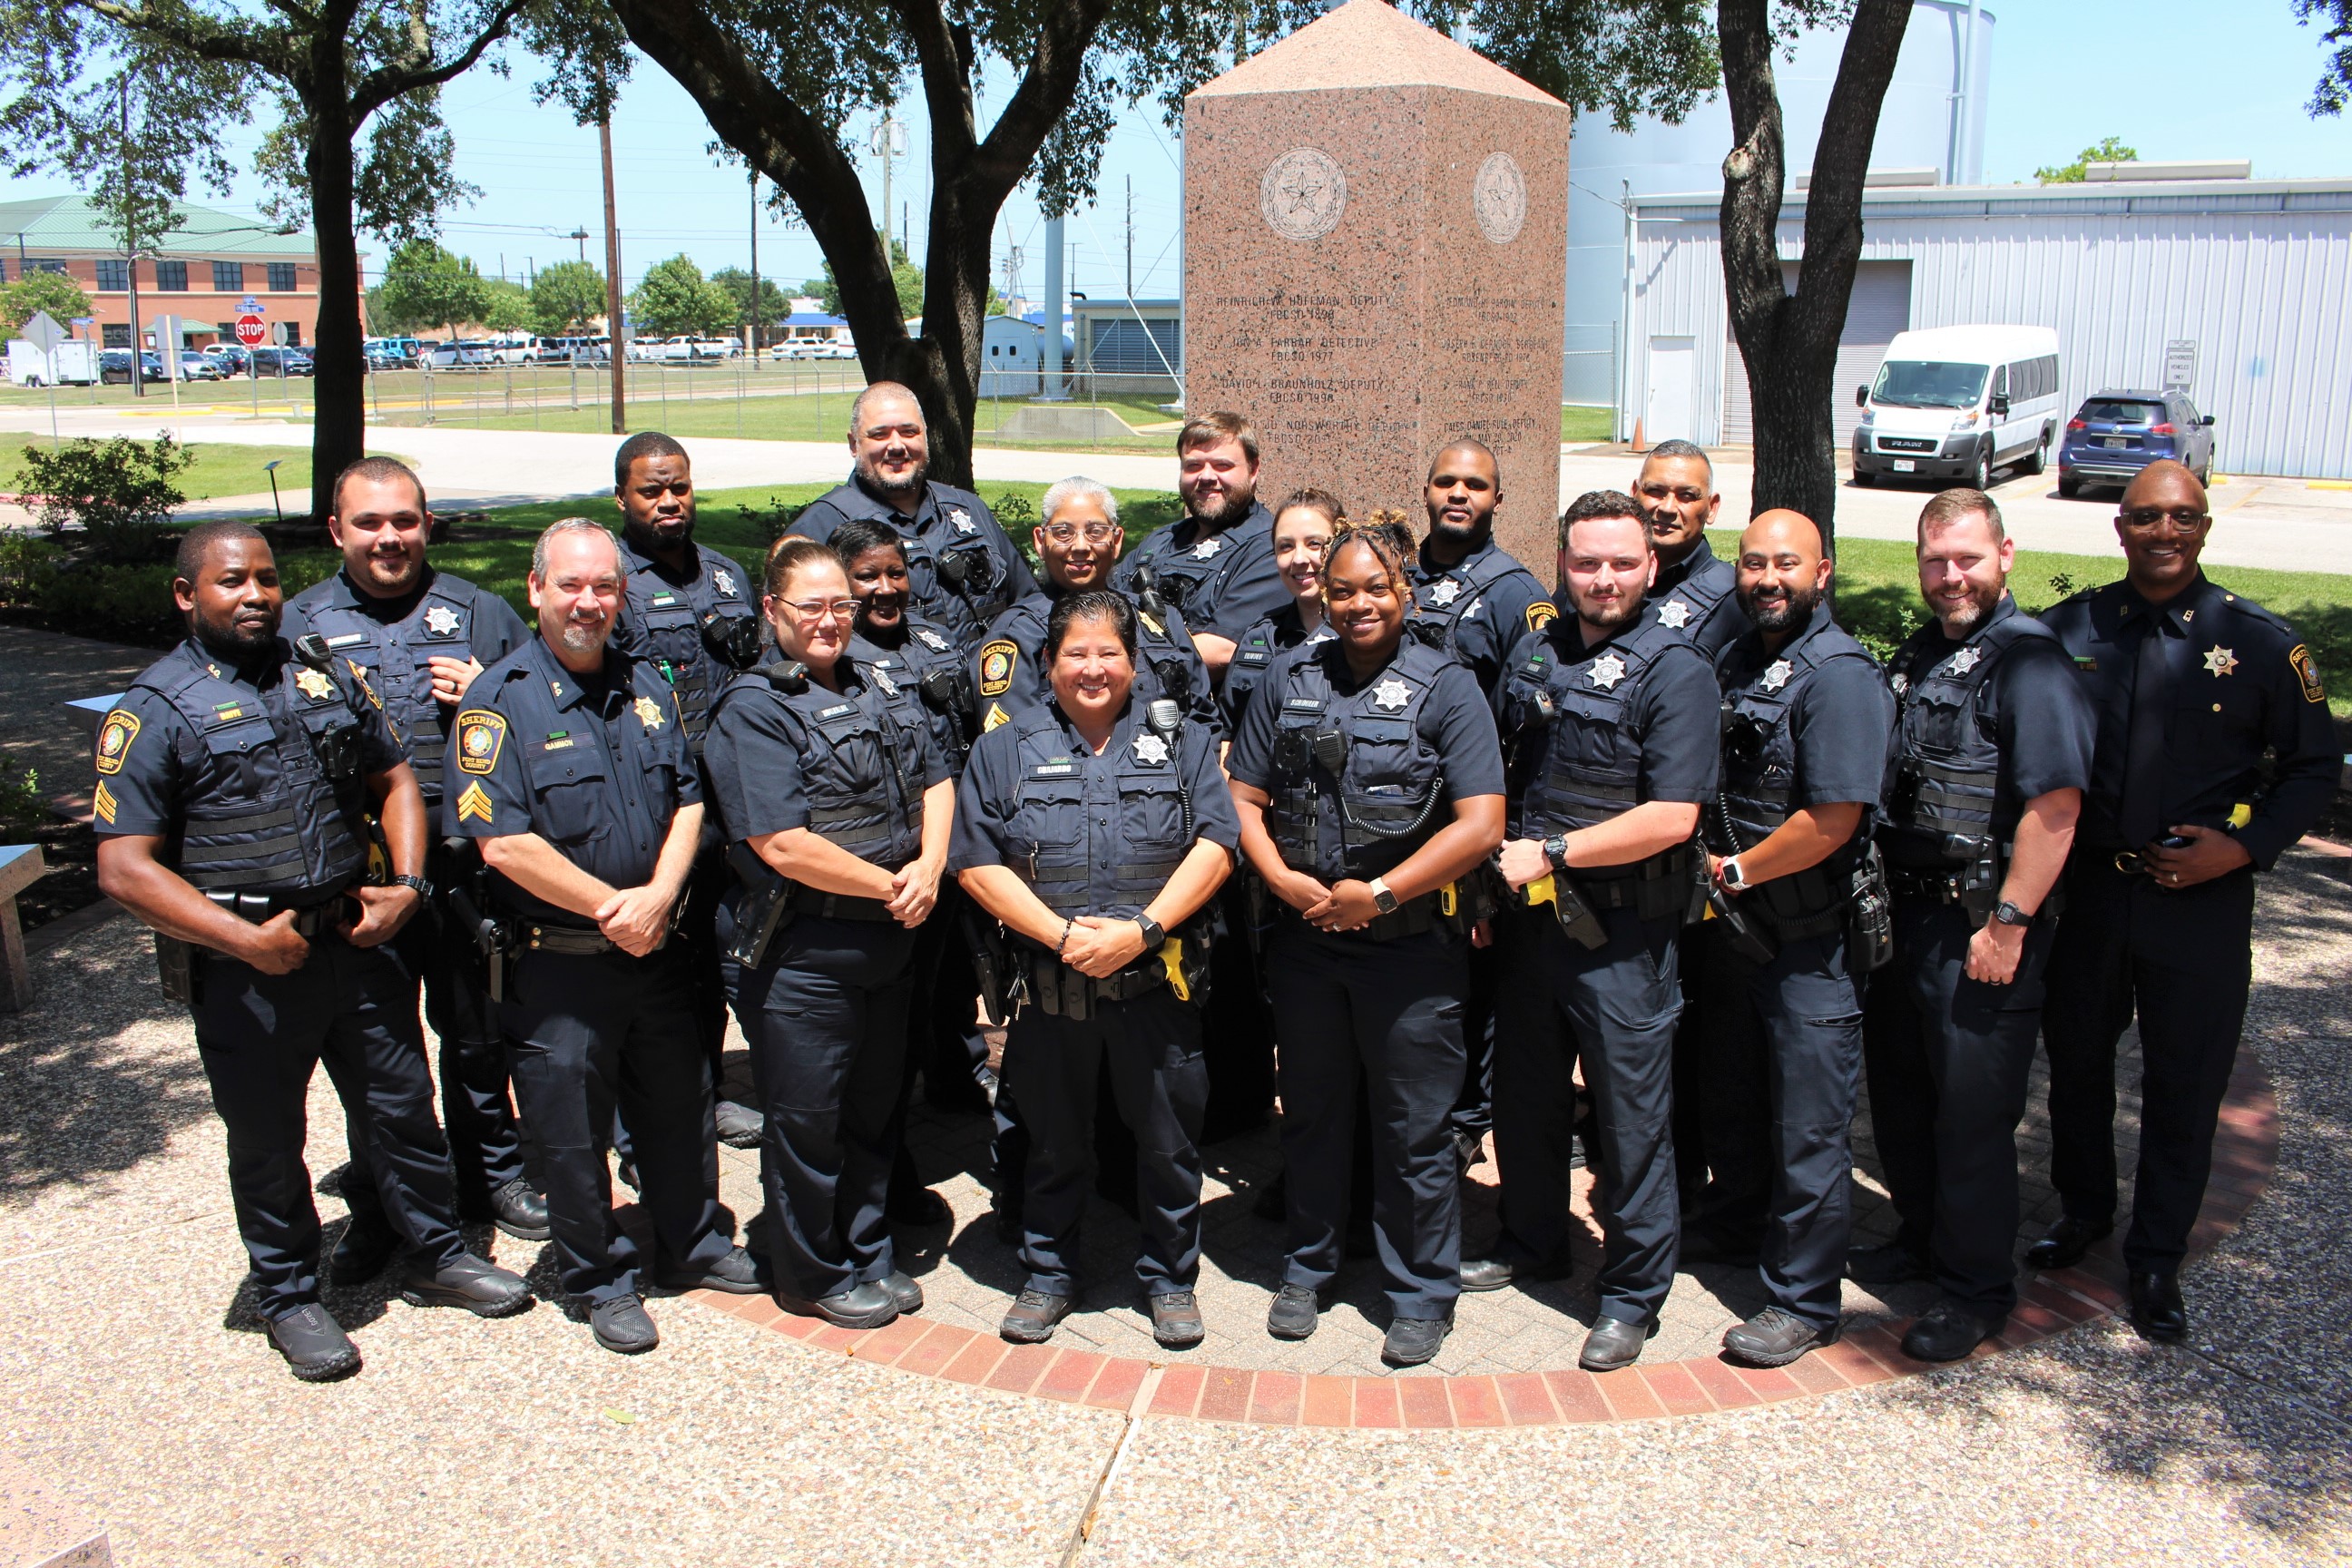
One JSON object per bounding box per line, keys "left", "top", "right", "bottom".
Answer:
{"left": 2058, "top": 389, "right": 2215, "bottom": 497}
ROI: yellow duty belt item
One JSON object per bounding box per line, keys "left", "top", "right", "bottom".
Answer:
{"left": 1524, "top": 873, "right": 1557, "bottom": 908}
{"left": 1158, "top": 937, "right": 1191, "bottom": 1002}
{"left": 1438, "top": 881, "right": 1459, "bottom": 918}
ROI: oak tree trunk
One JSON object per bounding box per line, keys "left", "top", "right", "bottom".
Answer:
{"left": 304, "top": 113, "right": 367, "bottom": 526}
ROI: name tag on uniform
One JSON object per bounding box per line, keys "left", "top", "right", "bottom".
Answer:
{"left": 651, "top": 593, "right": 679, "bottom": 607}
{"left": 818, "top": 703, "right": 855, "bottom": 719}
{"left": 324, "top": 632, "right": 368, "bottom": 650}
{"left": 1031, "top": 763, "right": 1076, "bottom": 777}
{"left": 1283, "top": 698, "right": 1322, "bottom": 712}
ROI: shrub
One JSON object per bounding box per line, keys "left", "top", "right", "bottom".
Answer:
{"left": 16, "top": 435, "right": 192, "bottom": 564}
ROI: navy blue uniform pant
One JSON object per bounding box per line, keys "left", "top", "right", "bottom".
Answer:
{"left": 1445, "top": 940, "right": 1501, "bottom": 1146}
{"left": 1862, "top": 896, "right": 2057, "bottom": 1317}
{"left": 1693, "top": 922, "right": 1865, "bottom": 1330}
{"left": 1493, "top": 903, "right": 1684, "bottom": 1327}
{"left": 1004, "top": 985, "right": 1207, "bottom": 1298}
{"left": 1267, "top": 921, "right": 1466, "bottom": 1321}
{"left": 2039, "top": 857, "right": 2256, "bottom": 1273}
{"left": 501, "top": 945, "right": 730, "bottom": 1303}
{"left": 724, "top": 912, "right": 916, "bottom": 1301}
{"left": 908, "top": 881, "right": 990, "bottom": 1095}
{"left": 397, "top": 844, "right": 526, "bottom": 1209}
{"left": 191, "top": 932, "right": 463, "bottom": 1320}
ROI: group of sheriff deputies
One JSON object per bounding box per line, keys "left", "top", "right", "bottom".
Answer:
{"left": 93, "top": 388, "right": 2335, "bottom": 1381}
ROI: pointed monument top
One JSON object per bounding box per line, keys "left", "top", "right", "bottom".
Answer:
{"left": 1190, "top": 0, "right": 1564, "bottom": 106}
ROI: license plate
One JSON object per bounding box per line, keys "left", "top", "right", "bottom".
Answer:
{"left": 1893, "top": 459, "right": 1916, "bottom": 472}
{"left": 2103, "top": 436, "right": 2131, "bottom": 449}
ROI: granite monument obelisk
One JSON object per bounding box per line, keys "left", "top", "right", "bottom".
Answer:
{"left": 1183, "top": 0, "right": 1571, "bottom": 567}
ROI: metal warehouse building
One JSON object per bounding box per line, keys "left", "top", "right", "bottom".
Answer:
{"left": 1620, "top": 172, "right": 2352, "bottom": 479}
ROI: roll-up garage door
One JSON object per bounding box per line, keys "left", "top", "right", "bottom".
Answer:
{"left": 1721, "top": 260, "right": 1911, "bottom": 446}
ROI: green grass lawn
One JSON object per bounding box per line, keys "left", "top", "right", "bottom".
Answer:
{"left": 3, "top": 441, "right": 415, "bottom": 504}
{"left": 1561, "top": 406, "right": 1614, "bottom": 444}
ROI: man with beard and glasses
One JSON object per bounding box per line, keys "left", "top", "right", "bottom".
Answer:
{"left": 452, "top": 519, "right": 761, "bottom": 1355}
{"left": 2034, "top": 461, "right": 2336, "bottom": 1344}
{"left": 93, "top": 521, "right": 531, "bottom": 1381}
{"left": 606, "top": 431, "right": 763, "bottom": 1151}
{"left": 1111, "top": 411, "right": 1287, "bottom": 680}
{"left": 1406, "top": 439, "right": 1557, "bottom": 1177}
{"left": 282, "top": 457, "right": 549, "bottom": 1259}
{"left": 1690, "top": 509, "right": 1896, "bottom": 1369}
{"left": 1465, "top": 491, "right": 1718, "bottom": 1371}
{"left": 1632, "top": 439, "right": 1749, "bottom": 657}
{"left": 789, "top": 382, "right": 1036, "bottom": 649}
{"left": 1856, "top": 488, "right": 2092, "bottom": 1361}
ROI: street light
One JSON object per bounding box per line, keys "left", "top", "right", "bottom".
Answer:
{"left": 262, "top": 458, "right": 284, "bottom": 524}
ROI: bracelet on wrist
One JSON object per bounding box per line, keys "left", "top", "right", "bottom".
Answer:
{"left": 1055, "top": 920, "right": 1073, "bottom": 958}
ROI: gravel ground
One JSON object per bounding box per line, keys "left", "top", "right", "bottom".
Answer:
{"left": 0, "top": 858, "right": 2342, "bottom": 1565}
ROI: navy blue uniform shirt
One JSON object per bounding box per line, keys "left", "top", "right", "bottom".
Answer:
{"left": 1111, "top": 498, "right": 1284, "bottom": 644}
{"left": 1647, "top": 536, "right": 1750, "bottom": 657}
{"left": 1406, "top": 534, "right": 1557, "bottom": 697}
{"left": 788, "top": 477, "right": 1036, "bottom": 648}
{"left": 851, "top": 613, "right": 973, "bottom": 777}
{"left": 1714, "top": 610, "right": 1896, "bottom": 811}
{"left": 971, "top": 588, "right": 1220, "bottom": 737}
{"left": 2040, "top": 573, "right": 2337, "bottom": 868}
{"left": 610, "top": 532, "right": 759, "bottom": 746}
{"left": 446, "top": 635, "right": 701, "bottom": 925}
{"left": 1221, "top": 603, "right": 1333, "bottom": 733}
{"left": 282, "top": 566, "right": 529, "bottom": 803}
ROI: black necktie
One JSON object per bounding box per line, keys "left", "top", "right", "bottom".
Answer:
{"left": 2117, "top": 609, "right": 2175, "bottom": 848}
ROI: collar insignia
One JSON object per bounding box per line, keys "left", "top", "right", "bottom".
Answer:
{"left": 1656, "top": 599, "right": 1691, "bottom": 630}
{"left": 293, "top": 667, "right": 336, "bottom": 701}
{"left": 1191, "top": 535, "right": 1224, "bottom": 560}
{"left": 422, "top": 604, "right": 462, "bottom": 637}
{"left": 1427, "top": 578, "right": 1462, "bottom": 607}
{"left": 549, "top": 680, "right": 564, "bottom": 699}
{"left": 1372, "top": 677, "right": 1412, "bottom": 711}
{"left": 2203, "top": 645, "right": 2238, "bottom": 677}
{"left": 1760, "top": 658, "right": 1794, "bottom": 693}
{"left": 1946, "top": 645, "right": 1983, "bottom": 675}
{"left": 206, "top": 662, "right": 221, "bottom": 679}
{"left": 633, "top": 694, "right": 666, "bottom": 729}
{"left": 1132, "top": 732, "right": 1171, "bottom": 765}
{"left": 712, "top": 568, "right": 739, "bottom": 599}
{"left": 1587, "top": 652, "right": 1628, "bottom": 691}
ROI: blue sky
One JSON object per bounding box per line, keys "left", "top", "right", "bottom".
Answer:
{"left": 8, "top": 0, "right": 2348, "bottom": 299}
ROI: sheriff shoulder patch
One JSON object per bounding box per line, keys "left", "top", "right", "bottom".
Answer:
{"left": 454, "top": 709, "right": 506, "bottom": 775}
{"left": 94, "top": 709, "right": 140, "bottom": 775}
{"left": 1525, "top": 601, "right": 1559, "bottom": 633}
{"left": 2290, "top": 642, "right": 2327, "bottom": 704}
{"left": 978, "top": 639, "right": 1018, "bottom": 698}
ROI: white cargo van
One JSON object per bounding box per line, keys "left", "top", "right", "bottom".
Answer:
{"left": 1853, "top": 325, "right": 2063, "bottom": 489}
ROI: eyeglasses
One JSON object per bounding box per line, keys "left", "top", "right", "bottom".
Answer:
{"left": 1041, "top": 522, "right": 1121, "bottom": 544}
{"left": 785, "top": 598, "right": 858, "bottom": 621}
{"left": 2120, "top": 506, "right": 2210, "bottom": 531}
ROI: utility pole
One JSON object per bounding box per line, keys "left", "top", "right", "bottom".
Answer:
{"left": 748, "top": 169, "right": 760, "bottom": 358}
{"left": 1125, "top": 176, "right": 1133, "bottom": 301}
{"left": 121, "top": 77, "right": 143, "bottom": 399}
{"left": 600, "top": 108, "right": 626, "bottom": 434}
{"left": 571, "top": 226, "right": 588, "bottom": 263}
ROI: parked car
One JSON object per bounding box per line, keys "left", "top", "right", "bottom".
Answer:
{"left": 482, "top": 332, "right": 538, "bottom": 364}
{"left": 2057, "top": 388, "right": 2216, "bottom": 496}
{"left": 691, "top": 335, "right": 743, "bottom": 360}
{"left": 538, "top": 335, "right": 611, "bottom": 364}
{"left": 427, "top": 338, "right": 491, "bottom": 368}
{"left": 206, "top": 344, "right": 254, "bottom": 376}
{"left": 777, "top": 338, "right": 856, "bottom": 360}
{"left": 1853, "top": 324, "right": 2063, "bottom": 490}
{"left": 170, "top": 350, "right": 225, "bottom": 380}
{"left": 249, "top": 346, "right": 314, "bottom": 377}
{"left": 98, "top": 348, "right": 164, "bottom": 385}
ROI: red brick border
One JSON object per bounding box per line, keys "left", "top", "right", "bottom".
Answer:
{"left": 687, "top": 1054, "right": 2278, "bottom": 1429}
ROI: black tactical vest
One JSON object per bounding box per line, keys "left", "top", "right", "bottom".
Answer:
{"left": 712, "top": 661, "right": 931, "bottom": 867}
{"left": 1408, "top": 544, "right": 1522, "bottom": 657}
{"left": 1001, "top": 706, "right": 1188, "bottom": 923}
{"left": 299, "top": 579, "right": 479, "bottom": 799}
{"left": 1712, "top": 622, "right": 1881, "bottom": 919}
{"left": 1501, "top": 612, "right": 1685, "bottom": 836}
{"left": 1885, "top": 612, "right": 2061, "bottom": 855}
{"left": 1264, "top": 641, "right": 1451, "bottom": 883}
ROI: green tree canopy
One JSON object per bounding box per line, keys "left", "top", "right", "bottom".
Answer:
{"left": 2297, "top": 0, "right": 2352, "bottom": 114}
{"left": 627, "top": 254, "right": 736, "bottom": 338}
{"left": 481, "top": 277, "right": 532, "bottom": 332}
{"left": 377, "top": 240, "right": 491, "bottom": 336}
{"left": 803, "top": 241, "right": 922, "bottom": 322}
{"left": 2037, "top": 136, "right": 2141, "bottom": 184}
{"left": 0, "top": 270, "right": 93, "bottom": 336}
{"left": 529, "top": 259, "right": 607, "bottom": 335}
{"left": 709, "top": 266, "right": 788, "bottom": 331}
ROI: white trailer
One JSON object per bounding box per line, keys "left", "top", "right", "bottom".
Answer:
{"left": 7, "top": 338, "right": 98, "bottom": 387}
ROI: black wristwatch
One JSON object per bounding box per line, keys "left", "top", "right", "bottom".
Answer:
{"left": 1542, "top": 835, "right": 1572, "bottom": 875}
{"left": 390, "top": 873, "right": 432, "bottom": 900}
{"left": 1991, "top": 900, "right": 2033, "bottom": 927}
{"left": 1134, "top": 913, "right": 1166, "bottom": 950}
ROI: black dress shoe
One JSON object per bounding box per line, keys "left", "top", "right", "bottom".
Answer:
{"left": 1721, "top": 1306, "right": 1838, "bottom": 1367}
{"left": 269, "top": 1303, "right": 361, "bottom": 1381}
{"left": 1902, "top": 1298, "right": 2002, "bottom": 1361}
{"left": 1579, "top": 1316, "right": 1658, "bottom": 1372}
{"left": 887, "top": 1182, "right": 954, "bottom": 1226}
{"left": 2128, "top": 1270, "right": 2188, "bottom": 1343}
{"left": 2024, "top": 1216, "right": 2112, "bottom": 1271}
{"left": 1000, "top": 1288, "right": 1074, "bottom": 1344}
{"left": 1382, "top": 1315, "right": 1452, "bottom": 1367}
{"left": 880, "top": 1270, "right": 924, "bottom": 1315}
{"left": 1150, "top": 1290, "right": 1205, "bottom": 1348}
{"left": 590, "top": 1293, "right": 659, "bottom": 1354}
{"left": 330, "top": 1213, "right": 401, "bottom": 1283}
{"left": 1267, "top": 1283, "right": 1321, "bottom": 1341}
{"left": 655, "top": 1246, "right": 764, "bottom": 1296}
{"left": 713, "top": 1099, "right": 765, "bottom": 1150}
{"left": 487, "top": 1178, "right": 552, "bottom": 1242}
{"left": 1847, "top": 1240, "right": 1932, "bottom": 1286}
{"left": 778, "top": 1280, "right": 898, "bottom": 1330}
{"left": 399, "top": 1252, "right": 534, "bottom": 1317}
{"left": 1460, "top": 1251, "right": 1574, "bottom": 1293}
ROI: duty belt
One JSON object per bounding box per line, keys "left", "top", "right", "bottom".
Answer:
{"left": 205, "top": 889, "right": 338, "bottom": 938}
{"left": 1277, "top": 892, "right": 1440, "bottom": 942}
{"left": 1885, "top": 866, "right": 1970, "bottom": 905}
{"left": 1025, "top": 951, "right": 1167, "bottom": 1017}
{"left": 784, "top": 886, "right": 897, "bottom": 922}
{"left": 521, "top": 922, "right": 617, "bottom": 956}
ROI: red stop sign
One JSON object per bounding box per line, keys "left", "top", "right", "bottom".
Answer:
{"left": 234, "top": 314, "right": 266, "bottom": 347}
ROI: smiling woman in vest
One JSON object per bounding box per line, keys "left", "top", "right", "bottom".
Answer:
{"left": 701, "top": 537, "right": 953, "bottom": 1331}
{"left": 954, "top": 591, "right": 1239, "bottom": 1348}
{"left": 1225, "top": 519, "right": 1507, "bottom": 1367}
